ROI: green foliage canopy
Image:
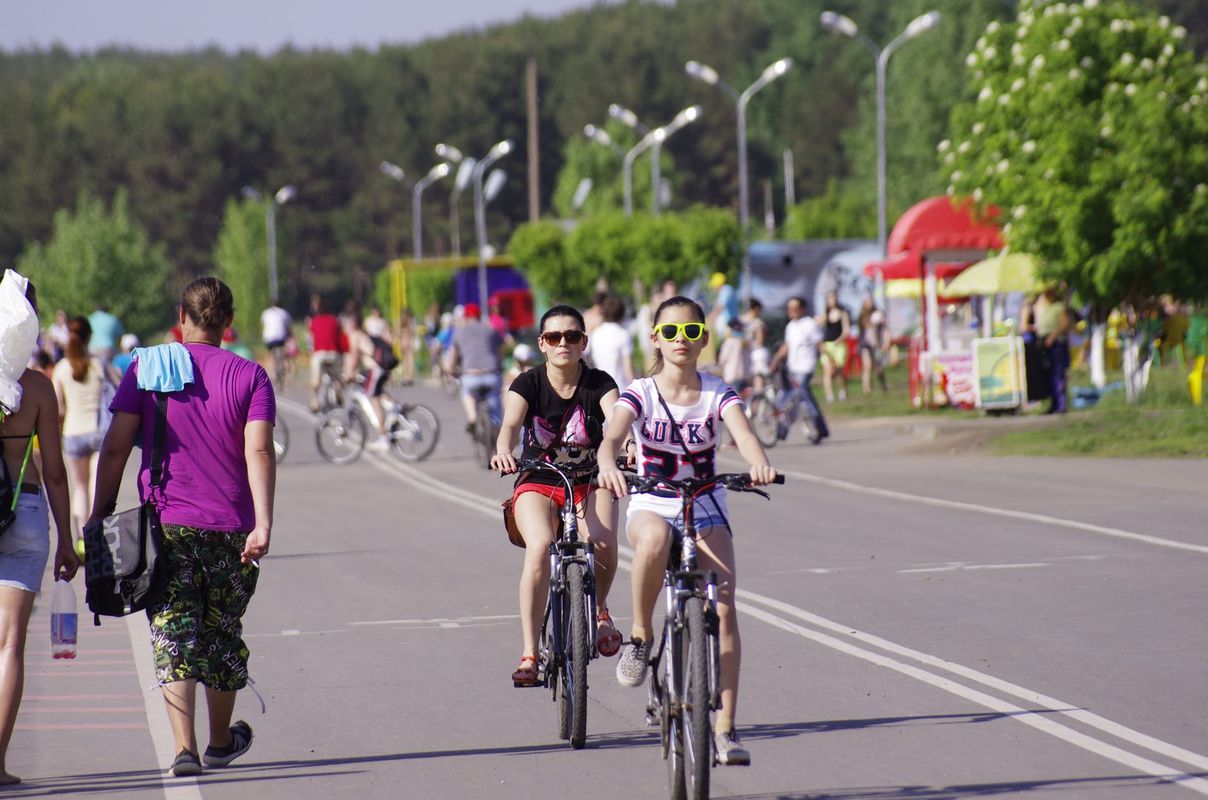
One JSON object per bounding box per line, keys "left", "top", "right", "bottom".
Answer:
{"left": 213, "top": 198, "right": 270, "bottom": 342}
{"left": 944, "top": 0, "right": 1208, "bottom": 306}
{"left": 783, "top": 180, "right": 876, "bottom": 240}
{"left": 17, "top": 189, "right": 173, "bottom": 337}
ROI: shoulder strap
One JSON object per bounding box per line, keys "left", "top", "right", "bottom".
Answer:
{"left": 652, "top": 378, "right": 692, "bottom": 460}
{"left": 7, "top": 435, "right": 34, "bottom": 513}
{"left": 149, "top": 393, "right": 168, "bottom": 490}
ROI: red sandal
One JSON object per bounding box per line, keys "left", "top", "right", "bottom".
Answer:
{"left": 512, "top": 654, "right": 540, "bottom": 687}
{"left": 596, "top": 610, "right": 622, "bottom": 657}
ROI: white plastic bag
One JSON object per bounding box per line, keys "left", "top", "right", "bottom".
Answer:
{"left": 0, "top": 269, "right": 39, "bottom": 418}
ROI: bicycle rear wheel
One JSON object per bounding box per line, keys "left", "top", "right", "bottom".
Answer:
{"left": 560, "top": 562, "right": 589, "bottom": 750}
{"left": 315, "top": 409, "right": 366, "bottom": 465}
{"left": 681, "top": 597, "right": 711, "bottom": 800}
{"left": 748, "top": 392, "right": 779, "bottom": 448}
{"left": 272, "top": 417, "right": 289, "bottom": 465}
{"left": 389, "top": 404, "right": 440, "bottom": 461}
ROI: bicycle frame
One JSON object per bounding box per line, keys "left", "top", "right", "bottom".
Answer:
{"left": 522, "top": 460, "right": 598, "bottom": 683}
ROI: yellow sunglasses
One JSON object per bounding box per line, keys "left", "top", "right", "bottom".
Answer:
{"left": 653, "top": 322, "right": 706, "bottom": 341}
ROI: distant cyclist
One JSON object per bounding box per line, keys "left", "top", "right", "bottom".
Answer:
{"left": 597, "top": 295, "right": 777, "bottom": 766}
{"left": 306, "top": 295, "right": 344, "bottom": 413}
{"left": 448, "top": 303, "right": 504, "bottom": 432}
{"left": 341, "top": 311, "right": 390, "bottom": 452}
{"left": 260, "top": 301, "right": 292, "bottom": 385}
{"left": 490, "top": 305, "right": 622, "bottom": 686}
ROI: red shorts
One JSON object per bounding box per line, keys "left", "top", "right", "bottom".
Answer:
{"left": 513, "top": 482, "right": 592, "bottom": 508}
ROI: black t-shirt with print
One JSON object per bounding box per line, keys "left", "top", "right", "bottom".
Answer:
{"left": 508, "top": 363, "right": 618, "bottom": 487}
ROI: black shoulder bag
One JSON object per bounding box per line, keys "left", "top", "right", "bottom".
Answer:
{"left": 83, "top": 393, "right": 169, "bottom": 623}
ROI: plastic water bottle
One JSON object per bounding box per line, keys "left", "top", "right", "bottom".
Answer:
{"left": 50, "top": 580, "right": 77, "bottom": 660}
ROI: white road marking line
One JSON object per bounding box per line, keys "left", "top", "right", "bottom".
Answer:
{"left": 349, "top": 614, "right": 520, "bottom": 626}
{"left": 898, "top": 562, "right": 1051, "bottom": 574}
{"left": 720, "top": 456, "right": 1208, "bottom": 556}
{"left": 125, "top": 615, "right": 204, "bottom": 800}
{"left": 737, "top": 601, "right": 1208, "bottom": 794}
{"left": 283, "top": 405, "right": 1208, "bottom": 783}
{"left": 736, "top": 590, "right": 1208, "bottom": 773}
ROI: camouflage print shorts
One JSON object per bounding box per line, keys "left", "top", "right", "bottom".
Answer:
{"left": 148, "top": 524, "right": 259, "bottom": 691}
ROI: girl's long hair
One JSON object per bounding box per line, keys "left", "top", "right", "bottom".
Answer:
{"left": 66, "top": 316, "right": 92, "bottom": 382}
{"left": 648, "top": 295, "right": 705, "bottom": 375}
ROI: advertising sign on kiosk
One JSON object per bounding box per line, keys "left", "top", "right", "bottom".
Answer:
{"left": 973, "top": 336, "right": 1027, "bottom": 410}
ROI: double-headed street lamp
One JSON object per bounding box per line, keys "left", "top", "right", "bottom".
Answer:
{"left": 413, "top": 163, "right": 451, "bottom": 261}
{"left": 242, "top": 184, "right": 296, "bottom": 304}
{"left": 621, "top": 105, "right": 702, "bottom": 216}
{"left": 686, "top": 57, "right": 792, "bottom": 298}
{"left": 472, "top": 139, "right": 514, "bottom": 311}
{"left": 649, "top": 105, "right": 701, "bottom": 217}
{"left": 435, "top": 143, "right": 475, "bottom": 257}
{"left": 821, "top": 9, "right": 941, "bottom": 257}
{"left": 608, "top": 103, "right": 650, "bottom": 135}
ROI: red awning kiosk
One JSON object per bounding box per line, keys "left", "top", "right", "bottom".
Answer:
{"left": 865, "top": 197, "right": 1003, "bottom": 407}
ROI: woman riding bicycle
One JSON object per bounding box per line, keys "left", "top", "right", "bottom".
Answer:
{"left": 596, "top": 295, "right": 777, "bottom": 767}
{"left": 490, "top": 305, "right": 623, "bottom": 688}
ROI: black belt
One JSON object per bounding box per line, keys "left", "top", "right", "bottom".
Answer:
{"left": 19, "top": 483, "right": 39, "bottom": 495}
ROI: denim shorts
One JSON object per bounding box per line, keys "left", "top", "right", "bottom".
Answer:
{"left": 0, "top": 491, "right": 50, "bottom": 593}
{"left": 63, "top": 431, "right": 103, "bottom": 458}
{"left": 627, "top": 489, "right": 732, "bottom": 534}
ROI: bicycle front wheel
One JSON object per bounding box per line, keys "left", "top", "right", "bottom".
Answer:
{"left": 315, "top": 409, "right": 367, "bottom": 465}
{"left": 560, "top": 562, "right": 589, "bottom": 750}
{"left": 681, "top": 597, "right": 711, "bottom": 800}
{"left": 272, "top": 417, "right": 290, "bottom": 465}
{"left": 748, "top": 392, "right": 779, "bottom": 448}
{"left": 390, "top": 404, "right": 440, "bottom": 461}
{"left": 473, "top": 404, "right": 493, "bottom": 468}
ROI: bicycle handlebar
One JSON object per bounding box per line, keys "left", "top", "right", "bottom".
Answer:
{"left": 620, "top": 471, "right": 784, "bottom": 497}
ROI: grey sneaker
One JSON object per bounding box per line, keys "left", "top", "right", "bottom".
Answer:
{"left": 714, "top": 729, "right": 750, "bottom": 766}
{"left": 615, "top": 638, "right": 652, "bottom": 687}
{"left": 203, "top": 720, "right": 253, "bottom": 767}
{"left": 169, "top": 749, "right": 202, "bottom": 777}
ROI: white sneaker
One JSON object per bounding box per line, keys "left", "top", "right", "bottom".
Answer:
{"left": 714, "top": 728, "right": 750, "bottom": 766}
{"left": 367, "top": 437, "right": 390, "bottom": 452}
{"left": 615, "top": 638, "right": 652, "bottom": 687}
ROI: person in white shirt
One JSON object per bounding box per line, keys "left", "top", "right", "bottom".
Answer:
{"left": 259, "top": 304, "right": 291, "bottom": 350}
{"left": 596, "top": 296, "right": 777, "bottom": 767}
{"left": 584, "top": 295, "right": 633, "bottom": 388}
{"left": 770, "top": 296, "right": 829, "bottom": 443}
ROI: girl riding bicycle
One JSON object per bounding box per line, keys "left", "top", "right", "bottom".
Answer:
{"left": 597, "top": 295, "right": 777, "bottom": 767}
{"left": 490, "top": 305, "right": 623, "bottom": 687}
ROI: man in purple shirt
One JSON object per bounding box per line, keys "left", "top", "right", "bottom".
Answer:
{"left": 90, "top": 277, "right": 275, "bottom": 778}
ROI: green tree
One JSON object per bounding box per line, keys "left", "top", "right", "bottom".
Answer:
{"left": 945, "top": 0, "right": 1208, "bottom": 384}
{"left": 17, "top": 189, "right": 173, "bottom": 337}
{"left": 783, "top": 180, "right": 877, "bottom": 240}
{"left": 680, "top": 205, "right": 742, "bottom": 281}
{"left": 213, "top": 197, "right": 270, "bottom": 341}
{"left": 630, "top": 215, "right": 691, "bottom": 292}
{"left": 507, "top": 219, "right": 574, "bottom": 303}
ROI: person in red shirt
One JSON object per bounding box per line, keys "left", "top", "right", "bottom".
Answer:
{"left": 306, "top": 295, "right": 344, "bottom": 412}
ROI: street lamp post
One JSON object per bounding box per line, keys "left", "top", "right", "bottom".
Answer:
{"left": 412, "top": 162, "right": 451, "bottom": 261}
{"left": 649, "top": 105, "right": 701, "bottom": 217}
{"left": 820, "top": 9, "right": 941, "bottom": 257}
{"left": 472, "top": 139, "right": 514, "bottom": 310}
{"left": 583, "top": 124, "right": 625, "bottom": 155}
{"left": 435, "top": 143, "right": 473, "bottom": 258}
{"left": 621, "top": 106, "right": 701, "bottom": 217}
{"left": 686, "top": 57, "right": 792, "bottom": 298}
{"left": 243, "top": 184, "right": 296, "bottom": 304}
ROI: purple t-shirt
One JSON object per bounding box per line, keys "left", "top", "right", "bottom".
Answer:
{"left": 110, "top": 343, "right": 275, "bottom": 532}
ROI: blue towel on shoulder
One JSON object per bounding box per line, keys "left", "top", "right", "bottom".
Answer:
{"left": 131, "top": 343, "right": 195, "bottom": 392}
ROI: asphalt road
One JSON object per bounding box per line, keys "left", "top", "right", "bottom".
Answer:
{"left": 15, "top": 381, "right": 1208, "bottom": 799}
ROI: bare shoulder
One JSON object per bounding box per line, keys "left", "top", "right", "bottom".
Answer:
{"left": 19, "top": 369, "right": 53, "bottom": 400}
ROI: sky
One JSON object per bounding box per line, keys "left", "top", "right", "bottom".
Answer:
{"left": 0, "top": 0, "right": 628, "bottom": 54}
